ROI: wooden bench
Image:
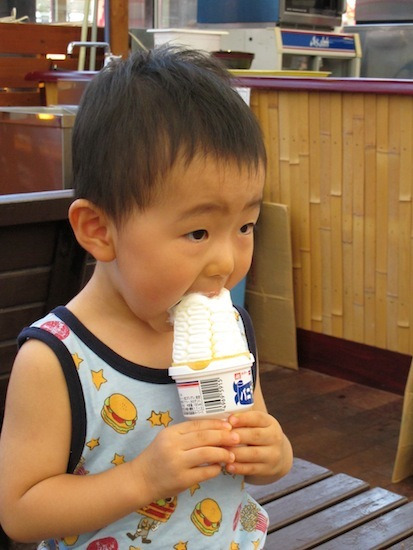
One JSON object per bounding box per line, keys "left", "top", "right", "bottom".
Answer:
{"left": 246, "top": 458, "right": 413, "bottom": 549}
{"left": 0, "top": 189, "right": 91, "bottom": 428}
{"left": 0, "top": 22, "right": 104, "bottom": 106}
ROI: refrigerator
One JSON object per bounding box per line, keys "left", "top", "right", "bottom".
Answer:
{"left": 345, "top": 0, "right": 413, "bottom": 78}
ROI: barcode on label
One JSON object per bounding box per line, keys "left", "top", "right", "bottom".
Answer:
{"left": 200, "top": 378, "right": 226, "bottom": 413}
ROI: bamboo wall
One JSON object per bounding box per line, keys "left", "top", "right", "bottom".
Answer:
{"left": 250, "top": 88, "right": 413, "bottom": 356}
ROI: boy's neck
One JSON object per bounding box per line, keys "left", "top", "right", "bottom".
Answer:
{"left": 66, "top": 268, "right": 174, "bottom": 369}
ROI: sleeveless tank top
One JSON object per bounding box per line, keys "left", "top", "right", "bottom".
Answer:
{"left": 19, "top": 305, "right": 268, "bottom": 550}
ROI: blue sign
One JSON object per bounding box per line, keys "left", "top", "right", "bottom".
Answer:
{"left": 281, "top": 30, "right": 356, "bottom": 53}
{"left": 198, "top": 0, "right": 279, "bottom": 24}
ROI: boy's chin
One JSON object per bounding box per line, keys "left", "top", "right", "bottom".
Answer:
{"left": 146, "top": 312, "right": 174, "bottom": 333}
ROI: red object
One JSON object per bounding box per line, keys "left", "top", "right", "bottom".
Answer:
{"left": 87, "top": 537, "right": 118, "bottom": 550}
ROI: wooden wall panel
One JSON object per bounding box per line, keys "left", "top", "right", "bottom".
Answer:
{"left": 250, "top": 87, "right": 413, "bottom": 356}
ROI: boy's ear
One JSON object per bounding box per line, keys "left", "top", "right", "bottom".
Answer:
{"left": 68, "top": 199, "right": 116, "bottom": 262}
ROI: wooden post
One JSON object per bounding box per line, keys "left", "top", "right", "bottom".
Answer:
{"left": 109, "top": 0, "right": 129, "bottom": 59}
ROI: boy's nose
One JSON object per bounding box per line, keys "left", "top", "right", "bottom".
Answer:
{"left": 204, "top": 245, "right": 235, "bottom": 280}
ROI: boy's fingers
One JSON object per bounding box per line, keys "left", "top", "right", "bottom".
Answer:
{"left": 178, "top": 419, "right": 232, "bottom": 434}
{"left": 172, "top": 420, "right": 240, "bottom": 450}
{"left": 187, "top": 447, "right": 236, "bottom": 467}
{"left": 184, "top": 428, "right": 240, "bottom": 449}
{"left": 228, "top": 411, "right": 270, "bottom": 428}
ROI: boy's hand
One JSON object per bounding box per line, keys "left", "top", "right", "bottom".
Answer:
{"left": 132, "top": 419, "right": 240, "bottom": 502}
{"left": 224, "top": 411, "right": 291, "bottom": 481}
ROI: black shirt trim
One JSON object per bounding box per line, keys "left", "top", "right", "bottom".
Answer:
{"left": 17, "top": 326, "right": 87, "bottom": 473}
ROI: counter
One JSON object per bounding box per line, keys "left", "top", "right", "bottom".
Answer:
{"left": 239, "top": 76, "right": 413, "bottom": 357}
{"left": 25, "top": 70, "right": 98, "bottom": 106}
{"left": 0, "top": 106, "right": 77, "bottom": 194}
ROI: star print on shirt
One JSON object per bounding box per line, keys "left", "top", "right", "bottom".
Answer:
{"left": 86, "top": 438, "right": 100, "bottom": 450}
{"left": 174, "top": 542, "right": 188, "bottom": 550}
{"left": 111, "top": 453, "right": 125, "bottom": 466}
{"left": 230, "top": 543, "right": 240, "bottom": 550}
{"left": 189, "top": 483, "right": 201, "bottom": 496}
{"left": 147, "top": 410, "right": 173, "bottom": 427}
{"left": 160, "top": 411, "right": 173, "bottom": 426}
{"left": 72, "top": 352, "right": 83, "bottom": 369}
{"left": 91, "top": 369, "right": 107, "bottom": 390}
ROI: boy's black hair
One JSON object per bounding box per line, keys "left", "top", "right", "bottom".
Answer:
{"left": 72, "top": 45, "right": 266, "bottom": 223}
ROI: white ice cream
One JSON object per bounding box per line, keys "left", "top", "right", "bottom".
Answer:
{"left": 171, "top": 289, "right": 252, "bottom": 370}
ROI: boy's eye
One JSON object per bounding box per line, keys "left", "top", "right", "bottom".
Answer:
{"left": 187, "top": 229, "right": 208, "bottom": 241}
{"left": 240, "top": 223, "right": 255, "bottom": 235}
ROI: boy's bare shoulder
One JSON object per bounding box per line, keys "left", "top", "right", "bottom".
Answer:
{"left": 12, "top": 337, "right": 66, "bottom": 382}
{"left": 2, "top": 338, "right": 71, "bottom": 439}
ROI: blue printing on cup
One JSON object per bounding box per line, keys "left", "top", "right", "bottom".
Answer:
{"left": 233, "top": 378, "right": 254, "bottom": 406}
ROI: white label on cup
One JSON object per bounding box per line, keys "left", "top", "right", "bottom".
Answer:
{"left": 176, "top": 377, "right": 226, "bottom": 416}
{"left": 175, "top": 368, "right": 254, "bottom": 417}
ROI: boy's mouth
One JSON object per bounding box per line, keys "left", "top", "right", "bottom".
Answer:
{"left": 169, "top": 288, "right": 226, "bottom": 316}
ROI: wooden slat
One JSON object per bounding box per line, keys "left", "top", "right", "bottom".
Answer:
{"left": 0, "top": 303, "right": 45, "bottom": 342}
{"left": 0, "top": 90, "right": 41, "bottom": 107}
{"left": 0, "top": 268, "right": 50, "bottom": 309}
{"left": 0, "top": 341, "right": 19, "bottom": 377}
{"left": 387, "top": 95, "right": 402, "bottom": 352}
{"left": 328, "top": 92, "right": 343, "bottom": 337}
{"left": 265, "top": 488, "right": 407, "bottom": 549}
{"left": 396, "top": 96, "right": 413, "bottom": 354}
{"left": 0, "top": 190, "right": 74, "bottom": 226}
{"left": 308, "top": 93, "right": 322, "bottom": 333}
{"left": 387, "top": 532, "right": 413, "bottom": 549}
{"left": 247, "top": 458, "right": 332, "bottom": 504}
{"left": 0, "top": 225, "right": 57, "bottom": 271}
{"left": 265, "top": 473, "right": 369, "bottom": 531}
{"left": 0, "top": 374, "right": 9, "bottom": 417}
{"left": 0, "top": 23, "right": 104, "bottom": 55}
{"left": 297, "top": 93, "right": 311, "bottom": 329}
{"left": 46, "top": 220, "right": 88, "bottom": 311}
{"left": 319, "top": 91, "right": 333, "bottom": 334}
{"left": 315, "top": 501, "right": 413, "bottom": 549}
{"left": 363, "top": 93, "right": 377, "bottom": 347}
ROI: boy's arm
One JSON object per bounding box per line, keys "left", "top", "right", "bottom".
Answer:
{"left": 0, "top": 339, "right": 145, "bottom": 541}
{"left": 0, "top": 339, "right": 239, "bottom": 543}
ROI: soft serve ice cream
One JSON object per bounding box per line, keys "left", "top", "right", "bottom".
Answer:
{"left": 169, "top": 289, "right": 255, "bottom": 419}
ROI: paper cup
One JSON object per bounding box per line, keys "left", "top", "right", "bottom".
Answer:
{"left": 169, "top": 354, "right": 254, "bottom": 419}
